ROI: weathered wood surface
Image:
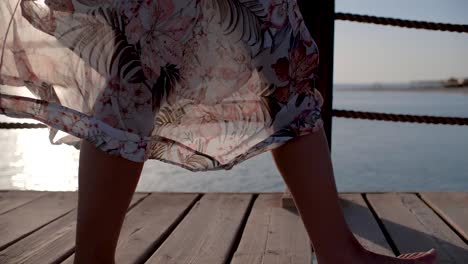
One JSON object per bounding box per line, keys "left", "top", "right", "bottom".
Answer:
{"left": 0, "top": 191, "right": 467, "bottom": 264}
{"left": 0, "top": 191, "right": 46, "bottom": 215}
{"left": 420, "top": 192, "right": 468, "bottom": 241}
{"left": 339, "top": 193, "right": 394, "bottom": 256}
{"left": 146, "top": 193, "right": 252, "bottom": 264}
{"left": 232, "top": 194, "right": 312, "bottom": 264}
{"left": 63, "top": 193, "right": 199, "bottom": 264}
{"left": 0, "top": 192, "right": 77, "bottom": 251}
{"left": 0, "top": 194, "right": 147, "bottom": 264}
{"left": 367, "top": 193, "right": 468, "bottom": 263}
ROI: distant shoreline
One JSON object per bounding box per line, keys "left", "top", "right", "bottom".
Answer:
{"left": 335, "top": 86, "right": 468, "bottom": 94}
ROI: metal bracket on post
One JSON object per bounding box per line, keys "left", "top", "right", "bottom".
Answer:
{"left": 282, "top": 0, "right": 335, "bottom": 209}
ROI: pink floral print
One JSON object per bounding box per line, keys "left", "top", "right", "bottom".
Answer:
{"left": 0, "top": 0, "right": 323, "bottom": 171}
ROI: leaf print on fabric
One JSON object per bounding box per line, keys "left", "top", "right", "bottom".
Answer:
{"left": 152, "top": 63, "right": 181, "bottom": 111}
{"left": 259, "top": 84, "right": 282, "bottom": 124}
{"left": 76, "top": 7, "right": 148, "bottom": 84}
{"left": 182, "top": 153, "right": 214, "bottom": 170}
{"left": 121, "top": 0, "right": 197, "bottom": 81}
{"left": 43, "top": 0, "right": 75, "bottom": 12}
{"left": 20, "top": 3, "right": 148, "bottom": 86}
{"left": 271, "top": 32, "right": 318, "bottom": 98}
{"left": 0, "top": 0, "right": 324, "bottom": 170}
{"left": 155, "top": 104, "right": 186, "bottom": 127}
{"left": 270, "top": 22, "right": 291, "bottom": 53}
{"left": 210, "top": 0, "right": 267, "bottom": 47}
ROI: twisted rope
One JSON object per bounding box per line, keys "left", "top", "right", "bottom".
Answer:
{"left": 335, "top": 12, "right": 468, "bottom": 33}
{"left": 1, "top": 110, "right": 467, "bottom": 129}
{"left": 0, "top": 122, "right": 47, "bottom": 129}
{"left": 333, "top": 109, "right": 468, "bottom": 126}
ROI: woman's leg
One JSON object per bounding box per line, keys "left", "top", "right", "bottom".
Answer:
{"left": 271, "top": 127, "right": 437, "bottom": 264}
{"left": 73, "top": 140, "right": 144, "bottom": 264}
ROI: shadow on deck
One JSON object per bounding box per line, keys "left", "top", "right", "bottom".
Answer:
{"left": 0, "top": 191, "right": 467, "bottom": 263}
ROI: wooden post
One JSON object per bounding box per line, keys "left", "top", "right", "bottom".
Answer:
{"left": 300, "top": 0, "right": 335, "bottom": 149}
{"left": 282, "top": 0, "right": 335, "bottom": 209}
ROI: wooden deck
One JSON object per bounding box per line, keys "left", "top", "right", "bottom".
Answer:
{"left": 0, "top": 191, "right": 467, "bottom": 263}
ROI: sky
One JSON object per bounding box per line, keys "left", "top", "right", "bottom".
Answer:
{"left": 333, "top": 0, "right": 468, "bottom": 84}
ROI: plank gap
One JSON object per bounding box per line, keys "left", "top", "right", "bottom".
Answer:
{"left": 127, "top": 192, "right": 152, "bottom": 211}
{"left": 0, "top": 191, "right": 49, "bottom": 216}
{"left": 224, "top": 193, "right": 259, "bottom": 264}
{"left": 58, "top": 193, "right": 152, "bottom": 262}
{"left": 361, "top": 193, "right": 400, "bottom": 256}
{"left": 135, "top": 193, "right": 204, "bottom": 264}
{"left": 52, "top": 246, "right": 75, "bottom": 264}
{"left": 416, "top": 193, "right": 468, "bottom": 245}
{"left": 0, "top": 208, "right": 75, "bottom": 252}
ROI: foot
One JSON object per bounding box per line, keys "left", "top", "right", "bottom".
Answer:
{"left": 397, "top": 248, "right": 437, "bottom": 263}
{"left": 315, "top": 247, "right": 437, "bottom": 264}
{"left": 360, "top": 248, "right": 437, "bottom": 264}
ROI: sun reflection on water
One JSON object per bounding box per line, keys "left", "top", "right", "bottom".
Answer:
{"left": 10, "top": 129, "right": 79, "bottom": 191}
{"left": 1, "top": 86, "right": 79, "bottom": 191}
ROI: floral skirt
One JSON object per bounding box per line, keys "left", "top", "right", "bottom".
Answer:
{"left": 0, "top": 0, "right": 323, "bottom": 171}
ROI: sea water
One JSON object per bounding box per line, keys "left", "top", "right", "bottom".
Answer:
{"left": 1, "top": 89, "right": 467, "bottom": 192}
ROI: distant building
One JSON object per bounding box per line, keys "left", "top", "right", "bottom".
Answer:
{"left": 462, "top": 78, "right": 468, "bottom": 87}
{"left": 444, "top": 78, "right": 462, "bottom": 88}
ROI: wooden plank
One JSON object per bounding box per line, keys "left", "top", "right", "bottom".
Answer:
{"left": 145, "top": 193, "right": 252, "bottom": 264}
{"left": 367, "top": 193, "right": 468, "bottom": 263}
{"left": 232, "top": 194, "right": 312, "bottom": 264}
{"left": 0, "top": 191, "right": 77, "bottom": 250}
{"left": 0, "top": 191, "right": 47, "bottom": 215}
{"left": 0, "top": 193, "right": 147, "bottom": 264}
{"left": 420, "top": 192, "right": 468, "bottom": 241}
{"left": 62, "top": 193, "right": 198, "bottom": 264}
{"left": 115, "top": 193, "right": 199, "bottom": 263}
{"left": 340, "top": 193, "right": 394, "bottom": 256}
{"left": 279, "top": 193, "right": 393, "bottom": 257}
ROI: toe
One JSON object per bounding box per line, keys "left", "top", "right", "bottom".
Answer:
{"left": 398, "top": 248, "right": 437, "bottom": 263}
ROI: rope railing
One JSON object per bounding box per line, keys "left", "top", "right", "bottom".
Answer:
{"left": 335, "top": 12, "right": 468, "bottom": 34}
{"left": 1, "top": 110, "right": 467, "bottom": 129}
{"left": 1, "top": 11, "right": 467, "bottom": 129}
{"left": 0, "top": 122, "right": 47, "bottom": 129}
{"left": 332, "top": 110, "right": 468, "bottom": 126}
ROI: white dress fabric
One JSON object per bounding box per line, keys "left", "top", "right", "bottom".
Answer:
{"left": 0, "top": 0, "right": 323, "bottom": 171}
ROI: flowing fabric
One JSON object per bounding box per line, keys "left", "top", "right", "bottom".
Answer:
{"left": 0, "top": 0, "right": 323, "bottom": 171}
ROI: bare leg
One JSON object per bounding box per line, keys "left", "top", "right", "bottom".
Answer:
{"left": 271, "top": 127, "right": 437, "bottom": 264}
{"left": 73, "top": 140, "right": 144, "bottom": 264}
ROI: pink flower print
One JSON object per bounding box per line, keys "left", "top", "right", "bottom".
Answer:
{"left": 246, "top": 79, "right": 260, "bottom": 93}
{"left": 271, "top": 57, "right": 289, "bottom": 83}
{"left": 197, "top": 122, "right": 222, "bottom": 140}
{"left": 286, "top": 1, "right": 315, "bottom": 47}
{"left": 273, "top": 85, "right": 291, "bottom": 103}
{"left": 222, "top": 104, "right": 240, "bottom": 120}
{"left": 290, "top": 42, "right": 318, "bottom": 93}
{"left": 44, "top": 0, "right": 74, "bottom": 12}
{"left": 267, "top": 0, "right": 289, "bottom": 29}
{"left": 298, "top": 126, "right": 315, "bottom": 136}
{"left": 271, "top": 40, "right": 319, "bottom": 96}
{"left": 287, "top": 0, "right": 301, "bottom": 29}
{"left": 123, "top": 0, "right": 195, "bottom": 80}
{"left": 241, "top": 101, "right": 260, "bottom": 116}
{"left": 300, "top": 28, "right": 315, "bottom": 47}
{"left": 120, "top": 0, "right": 145, "bottom": 19}
{"left": 102, "top": 114, "right": 119, "bottom": 127}
{"left": 293, "top": 109, "right": 312, "bottom": 123}
{"left": 107, "top": 76, "right": 121, "bottom": 93}
{"left": 52, "top": 117, "right": 61, "bottom": 125}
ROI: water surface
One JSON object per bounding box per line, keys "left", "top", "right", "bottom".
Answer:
{"left": 1, "top": 89, "right": 467, "bottom": 192}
